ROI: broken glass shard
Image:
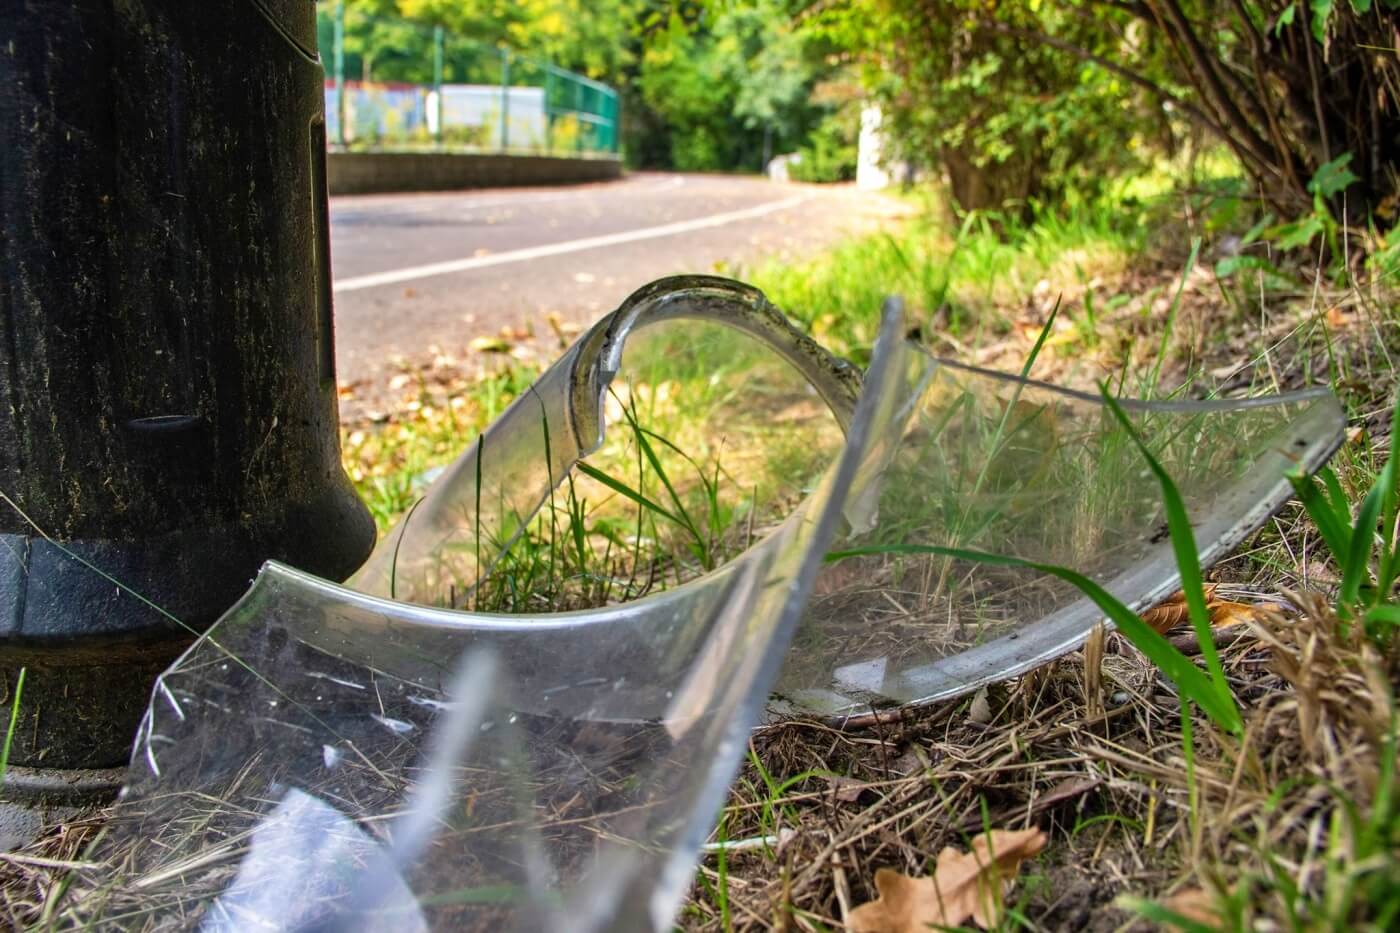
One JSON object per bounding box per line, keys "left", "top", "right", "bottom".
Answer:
{"left": 75, "top": 276, "right": 1344, "bottom": 930}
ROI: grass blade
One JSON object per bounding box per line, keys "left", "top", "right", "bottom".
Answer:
{"left": 1373, "top": 395, "right": 1400, "bottom": 596}
{"left": 1321, "top": 466, "right": 1353, "bottom": 528}
{"left": 575, "top": 461, "right": 686, "bottom": 530}
{"left": 632, "top": 422, "right": 701, "bottom": 543}
{"left": 1342, "top": 477, "right": 1385, "bottom": 608}
{"left": 1149, "top": 236, "right": 1202, "bottom": 393}
{"left": 1096, "top": 386, "right": 1235, "bottom": 717}
{"left": 1290, "top": 470, "right": 1354, "bottom": 562}
{"left": 0, "top": 668, "right": 26, "bottom": 784}
{"left": 1118, "top": 894, "right": 1219, "bottom": 933}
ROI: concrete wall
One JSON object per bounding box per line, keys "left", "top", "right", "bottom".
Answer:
{"left": 326, "top": 151, "right": 623, "bottom": 195}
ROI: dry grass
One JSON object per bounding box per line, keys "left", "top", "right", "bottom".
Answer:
{"left": 688, "top": 588, "right": 1398, "bottom": 931}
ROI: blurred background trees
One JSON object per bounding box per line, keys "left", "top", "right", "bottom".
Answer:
{"left": 326, "top": 0, "right": 1400, "bottom": 252}
{"left": 806, "top": 0, "right": 1400, "bottom": 222}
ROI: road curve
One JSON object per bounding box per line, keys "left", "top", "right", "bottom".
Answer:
{"left": 328, "top": 172, "right": 902, "bottom": 395}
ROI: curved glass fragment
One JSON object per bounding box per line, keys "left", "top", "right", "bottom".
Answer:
{"left": 345, "top": 274, "right": 1343, "bottom": 721}
{"left": 777, "top": 358, "right": 1344, "bottom": 720}
{"left": 72, "top": 296, "right": 919, "bottom": 932}
{"left": 78, "top": 276, "right": 1347, "bottom": 931}
{"left": 349, "top": 275, "right": 863, "bottom": 606}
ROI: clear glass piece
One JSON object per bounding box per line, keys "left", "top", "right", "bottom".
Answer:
{"left": 777, "top": 356, "right": 1344, "bottom": 720}
{"left": 74, "top": 287, "right": 917, "bottom": 931}
{"left": 76, "top": 277, "right": 1345, "bottom": 930}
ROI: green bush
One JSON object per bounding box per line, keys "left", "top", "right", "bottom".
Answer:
{"left": 787, "top": 111, "right": 857, "bottom": 183}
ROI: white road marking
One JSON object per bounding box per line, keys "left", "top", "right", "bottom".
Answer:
{"left": 332, "top": 192, "right": 811, "bottom": 293}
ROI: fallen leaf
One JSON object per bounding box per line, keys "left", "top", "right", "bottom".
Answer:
{"left": 1083, "top": 622, "right": 1105, "bottom": 717}
{"left": 848, "top": 828, "right": 1047, "bottom": 932}
{"left": 1141, "top": 585, "right": 1262, "bottom": 634}
{"left": 968, "top": 686, "right": 992, "bottom": 725}
{"left": 1209, "top": 599, "right": 1262, "bottom": 628}
{"left": 887, "top": 749, "right": 926, "bottom": 776}
{"left": 468, "top": 336, "right": 512, "bottom": 354}
{"left": 1163, "top": 887, "right": 1220, "bottom": 927}
{"left": 1141, "top": 593, "right": 1191, "bottom": 634}
{"left": 824, "top": 774, "right": 869, "bottom": 803}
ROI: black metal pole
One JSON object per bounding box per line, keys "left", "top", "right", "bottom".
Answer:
{"left": 0, "top": 1, "right": 375, "bottom": 840}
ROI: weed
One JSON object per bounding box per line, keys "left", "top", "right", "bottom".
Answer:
{"left": 0, "top": 667, "right": 25, "bottom": 785}
{"left": 1290, "top": 392, "right": 1400, "bottom": 647}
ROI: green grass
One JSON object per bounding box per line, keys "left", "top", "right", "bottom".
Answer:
{"left": 722, "top": 190, "right": 1150, "bottom": 364}
{"left": 1290, "top": 393, "right": 1400, "bottom": 647}
{"left": 0, "top": 667, "right": 25, "bottom": 785}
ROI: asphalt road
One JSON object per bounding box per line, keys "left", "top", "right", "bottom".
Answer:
{"left": 328, "top": 172, "right": 903, "bottom": 398}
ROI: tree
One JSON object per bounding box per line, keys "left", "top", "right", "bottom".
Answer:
{"left": 639, "top": 0, "right": 829, "bottom": 170}
{"left": 806, "top": 0, "right": 1400, "bottom": 223}
{"left": 1065, "top": 0, "right": 1400, "bottom": 222}
{"left": 804, "top": 0, "right": 1172, "bottom": 210}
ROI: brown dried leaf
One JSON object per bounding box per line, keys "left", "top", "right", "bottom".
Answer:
{"left": 848, "top": 828, "right": 1047, "bottom": 932}
{"left": 1141, "top": 585, "right": 1262, "bottom": 634}
{"left": 1141, "top": 594, "right": 1191, "bottom": 635}
{"left": 824, "top": 775, "right": 870, "bottom": 803}
{"left": 1163, "top": 887, "right": 1221, "bottom": 927}
{"left": 1209, "top": 599, "right": 1262, "bottom": 629}
{"left": 468, "top": 335, "right": 512, "bottom": 354}
{"left": 968, "top": 686, "right": 992, "bottom": 725}
{"left": 1083, "top": 623, "right": 1106, "bottom": 717}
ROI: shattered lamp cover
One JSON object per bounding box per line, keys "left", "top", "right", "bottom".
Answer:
{"left": 82, "top": 276, "right": 1343, "bottom": 930}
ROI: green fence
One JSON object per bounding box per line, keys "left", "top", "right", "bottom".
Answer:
{"left": 315, "top": 5, "right": 620, "bottom": 156}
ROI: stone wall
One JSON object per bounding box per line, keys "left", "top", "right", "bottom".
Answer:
{"left": 327, "top": 151, "right": 623, "bottom": 195}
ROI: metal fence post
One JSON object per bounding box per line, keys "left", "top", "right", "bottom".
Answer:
{"left": 432, "top": 25, "right": 443, "bottom": 147}
{"left": 544, "top": 64, "right": 554, "bottom": 155}
{"left": 499, "top": 48, "right": 510, "bottom": 153}
{"left": 333, "top": 1, "right": 346, "bottom": 147}
{"left": 573, "top": 79, "right": 583, "bottom": 154}
{"left": 615, "top": 90, "right": 623, "bottom": 154}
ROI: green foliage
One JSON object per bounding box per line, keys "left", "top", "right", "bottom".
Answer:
{"left": 325, "top": 0, "right": 845, "bottom": 171}
{"left": 0, "top": 668, "right": 25, "bottom": 786}
{"left": 738, "top": 190, "right": 1148, "bottom": 359}
{"left": 1290, "top": 397, "right": 1400, "bottom": 649}
{"left": 805, "top": 0, "right": 1168, "bottom": 210}
{"left": 1211, "top": 151, "right": 1372, "bottom": 286}
{"left": 825, "top": 380, "right": 1248, "bottom": 736}
{"left": 638, "top": 0, "right": 832, "bottom": 171}
{"left": 787, "top": 110, "right": 857, "bottom": 183}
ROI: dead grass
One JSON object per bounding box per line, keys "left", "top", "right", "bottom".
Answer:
{"left": 687, "top": 585, "right": 1398, "bottom": 931}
